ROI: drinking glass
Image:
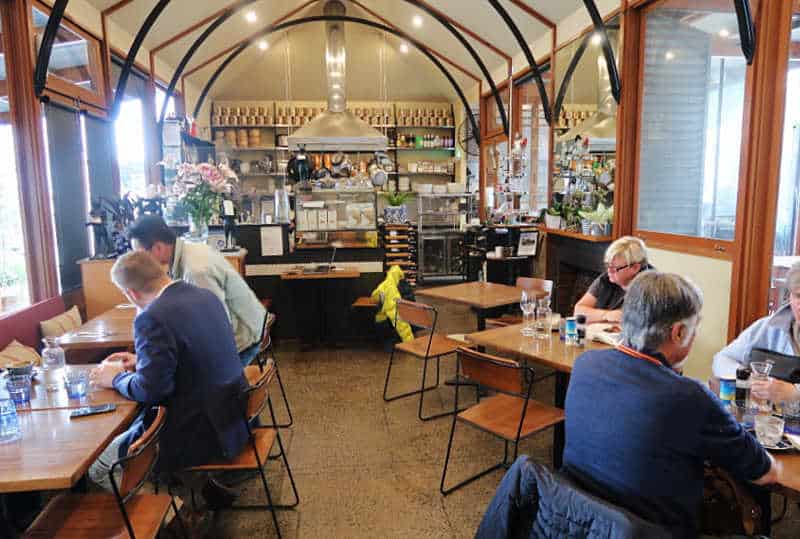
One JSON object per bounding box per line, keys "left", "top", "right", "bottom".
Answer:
{"left": 535, "top": 298, "right": 551, "bottom": 340}
{"left": 41, "top": 337, "right": 66, "bottom": 392}
{"left": 755, "top": 414, "right": 784, "bottom": 447}
{"left": 748, "top": 361, "right": 773, "bottom": 415}
{"left": 6, "top": 375, "right": 31, "bottom": 405}
{"left": 782, "top": 400, "right": 800, "bottom": 435}
{"left": 520, "top": 291, "right": 536, "bottom": 336}
{"left": 64, "top": 368, "right": 89, "bottom": 399}
{"left": 0, "top": 398, "right": 20, "bottom": 444}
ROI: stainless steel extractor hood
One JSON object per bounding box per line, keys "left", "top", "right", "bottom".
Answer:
{"left": 557, "top": 32, "right": 618, "bottom": 152}
{"left": 288, "top": 0, "right": 387, "bottom": 152}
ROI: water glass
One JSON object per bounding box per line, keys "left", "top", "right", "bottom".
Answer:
{"left": 64, "top": 369, "right": 89, "bottom": 399}
{"left": 782, "top": 400, "right": 800, "bottom": 435}
{"left": 748, "top": 361, "right": 773, "bottom": 415}
{"left": 41, "top": 337, "right": 66, "bottom": 392}
{"left": 0, "top": 398, "right": 21, "bottom": 444}
{"left": 6, "top": 375, "right": 32, "bottom": 405}
{"left": 535, "top": 303, "right": 551, "bottom": 340}
{"left": 520, "top": 291, "right": 536, "bottom": 336}
{"left": 755, "top": 414, "right": 784, "bottom": 447}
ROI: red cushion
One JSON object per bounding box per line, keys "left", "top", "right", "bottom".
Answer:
{"left": 0, "top": 297, "right": 66, "bottom": 351}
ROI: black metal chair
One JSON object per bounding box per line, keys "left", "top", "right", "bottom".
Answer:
{"left": 246, "top": 311, "right": 293, "bottom": 428}
{"left": 440, "top": 347, "right": 564, "bottom": 495}
{"left": 25, "top": 406, "right": 180, "bottom": 539}
{"left": 185, "top": 364, "right": 299, "bottom": 539}
{"left": 383, "top": 299, "right": 473, "bottom": 421}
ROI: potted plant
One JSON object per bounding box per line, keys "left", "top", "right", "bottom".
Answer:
{"left": 544, "top": 204, "right": 562, "bottom": 230}
{"left": 579, "top": 203, "right": 614, "bottom": 236}
{"left": 384, "top": 191, "right": 410, "bottom": 224}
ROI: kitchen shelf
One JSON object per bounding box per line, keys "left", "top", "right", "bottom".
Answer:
{"left": 389, "top": 147, "right": 456, "bottom": 152}
{"left": 296, "top": 241, "right": 375, "bottom": 250}
{"left": 224, "top": 146, "right": 289, "bottom": 152}
{"left": 398, "top": 172, "right": 455, "bottom": 177}
{"left": 297, "top": 227, "right": 376, "bottom": 233}
{"left": 396, "top": 125, "right": 455, "bottom": 129}
{"left": 538, "top": 226, "right": 612, "bottom": 243}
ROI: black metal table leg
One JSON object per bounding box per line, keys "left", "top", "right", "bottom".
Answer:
{"left": 553, "top": 371, "right": 570, "bottom": 469}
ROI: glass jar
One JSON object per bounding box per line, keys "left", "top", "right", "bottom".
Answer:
{"left": 41, "top": 337, "right": 66, "bottom": 392}
{"left": 274, "top": 188, "right": 291, "bottom": 224}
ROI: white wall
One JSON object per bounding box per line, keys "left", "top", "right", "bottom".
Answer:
{"left": 647, "top": 248, "right": 733, "bottom": 382}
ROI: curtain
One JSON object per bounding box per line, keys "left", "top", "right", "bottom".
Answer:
{"left": 83, "top": 114, "right": 117, "bottom": 203}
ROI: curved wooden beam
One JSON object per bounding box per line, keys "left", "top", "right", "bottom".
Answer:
{"left": 734, "top": 0, "right": 756, "bottom": 64}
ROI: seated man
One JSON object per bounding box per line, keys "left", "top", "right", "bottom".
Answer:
{"left": 574, "top": 236, "right": 653, "bottom": 323}
{"left": 713, "top": 261, "right": 800, "bottom": 405}
{"left": 128, "top": 215, "right": 265, "bottom": 366}
{"left": 564, "top": 271, "right": 780, "bottom": 537}
{"left": 89, "top": 251, "right": 249, "bottom": 501}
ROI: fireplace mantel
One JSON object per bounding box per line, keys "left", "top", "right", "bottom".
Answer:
{"left": 546, "top": 233, "right": 612, "bottom": 317}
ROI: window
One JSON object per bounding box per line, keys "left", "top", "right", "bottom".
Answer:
{"left": 0, "top": 14, "right": 31, "bottom": 314}
{"left": 155, "top": 86, "right": 176, "bottom": 120}
{"left": 111, "top": 58, "right": 149, "bottom": 196}
{"left": 515, "top": 67, "right": 552, "bottom": 214}
{"left": 483, "top": 86, "right": 509, "bottom": 137}
{"left": 31, "top": 2, "right": 106, "bottom": 110}
{"left": 636, "top": 0, "right": 747, "bottom": 240}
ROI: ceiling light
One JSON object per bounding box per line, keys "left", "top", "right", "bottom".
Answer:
{"left": 258, "top": 40, "right": 268, "bottom": 51}
{"left": 719, "top": 28, "right": 730, "bottom": 38}
{"left": 245, "top": 11, "right": 257, "bottom": 23}
{"left": 665, "top": 50, "right": 675, "bottom": 61}
{"left": 412, "top": 15, "right": 423, "bottom": 28}
{"left": 399, "top": 42, "right": 409, "bottom": 54}
{"left": 591, "top": 32, "right": 603, "bottom": 46}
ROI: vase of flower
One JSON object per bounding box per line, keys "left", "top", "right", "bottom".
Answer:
{"left": 168, "top": 161, "right": 238, "bottom": 242}
{"left": 187, "top": 214, "right": 209, "bottom": 241}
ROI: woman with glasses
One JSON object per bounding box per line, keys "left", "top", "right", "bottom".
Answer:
{"left": 574, "top": 236, "right": 653, "bottom": 323}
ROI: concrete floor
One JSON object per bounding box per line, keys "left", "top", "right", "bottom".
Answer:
{"left": 209, "top": 297, "right": 800, "bottom": 538}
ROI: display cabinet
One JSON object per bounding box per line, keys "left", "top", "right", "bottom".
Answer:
{"left": 294, "top": 189, "right": 379, "bottom": 249}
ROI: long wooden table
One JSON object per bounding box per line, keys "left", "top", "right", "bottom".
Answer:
{"left": 1, "top": 365, "right": 134, "bottom": 411}
{"left": 58, "top": 304, "right": 136, "bottom": 351}
{"left": 467, "top": 323, "right": 610, "bottom": 467}
{"left": 417, "top": 281, "right": 545, "bottom": 330}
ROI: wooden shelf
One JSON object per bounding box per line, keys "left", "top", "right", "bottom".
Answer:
{"left": 296, "top": 241, "right": 375, "bottom": 249}
{"left": 539, "top": 226, "right": 612, "bottom": 243}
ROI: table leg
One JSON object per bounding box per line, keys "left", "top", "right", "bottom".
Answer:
{"left": 445, "top": 308, "right": 490, "bottom": 387}
{"left": 553, "top": 371, "right": 570, "bottom": 469}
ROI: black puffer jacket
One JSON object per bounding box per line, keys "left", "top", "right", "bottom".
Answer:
{"left": 476, "top": 456, "right": 671, "bottom": 539}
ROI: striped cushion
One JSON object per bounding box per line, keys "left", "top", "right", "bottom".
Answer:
{"left": 0, "top": 340, "right": 42, "bottom": 368}
{"left": 40, "top": 306, "right": 82, "bottom": 339}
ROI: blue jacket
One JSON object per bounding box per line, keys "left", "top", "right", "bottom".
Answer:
{"left": 713, "top": 304, "right": 796, "bottom": 377}
{"left": 114, "top": 281, "right": 249, "bottom": 473}
{"left": 476, "top": 456, "right": 671, "bottom": 539}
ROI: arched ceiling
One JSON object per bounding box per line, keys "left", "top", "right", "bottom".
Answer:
{"left": 85, "top": 0, "right": 589, "bottom": 103}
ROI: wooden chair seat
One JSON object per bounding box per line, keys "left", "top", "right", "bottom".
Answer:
{"left": 485, "top": 314, "right": 523, "bottom": 328}
{"left": 186, "top": 428, "right": 277, "bottom": 471}
{"left": 352, "top": 296, "right": 379, "bottom": 308}
{"left": 24, "top": 492, "right": 172, "bottom": 539}
{"left": 244, "top": 363, "right": 274, "bottom": 386}
{"left": 457, "top": 393, "right": 564, "bottom": 441}
{"left": 395, "top": 334, "right": 462, "bottom": 358}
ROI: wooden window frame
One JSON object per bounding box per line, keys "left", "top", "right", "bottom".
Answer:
{"left": 31, "top": 0, "right": 108, "bottom": 116}
{"left": 481, "top": 81, "right": 510, "bottom": 140}
{"left": 626, "top": 0, "right": 748, "bottom": 260}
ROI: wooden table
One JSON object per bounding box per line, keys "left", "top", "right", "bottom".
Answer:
{"left": 1, "top": 365, "right": 134, "bottom": 411}
{"left": 280, "top": 266, "right": 361, "bottom": 280}
{"left": 0, "top": 404, "right": 139, "bottom": 493}
{"left": 467, "top": 323, "right": 610, "bottom": 467}
{"left": 417, "top": 281, "right": 545, "bottom": 331}
{"left": 57, "top": 304, "right": 136, "bottom": 352}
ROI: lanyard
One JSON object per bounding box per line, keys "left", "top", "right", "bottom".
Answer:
{"left": 616, "top": 344, "right": 667, "bottom": 368}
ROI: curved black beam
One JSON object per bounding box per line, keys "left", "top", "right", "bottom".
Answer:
{"left": 112, "top": 0, "right": 171, "bottom": 119}
{"left": 159, "top": 0, "right": 258, "bottom": 124}
{"left": 401, "top": 0, "right": 507, "bottom": 135}
{"left": 552, "top": 32, "right": 591, "bottom": 127}
{"left": 734, "top": 0, "right": 756, "bottom": 64}
{"left": 487, "top": 0, "right": 551, "bottom": 126}
{"left": 581, "top": 0, "right": 620, "bottom": 103}
{"left": 191, "top": 15, "right": 480, "bottom": 145}
{"left": 34, "top": 0, "right": 70, "bottom": 97}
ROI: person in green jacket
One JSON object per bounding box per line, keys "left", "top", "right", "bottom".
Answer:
{"left": 372, "top": 266, "right": 413, "bottom": 342}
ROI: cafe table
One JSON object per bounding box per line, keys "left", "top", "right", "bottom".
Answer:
{"left": 0, "top": 403, "right": 139, "bottom": 493}
{"left": 416, "top": 281, "right": 546, "bottom": 331}
{"left": 58, "top": 304, "right": 136, "bottom": 351}
{"left": 467, "top": 323, "right": 610, "bottom": 467}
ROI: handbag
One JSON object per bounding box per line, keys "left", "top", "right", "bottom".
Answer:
{"left": 749, "top": 347, "right": 800, "bottom": 383}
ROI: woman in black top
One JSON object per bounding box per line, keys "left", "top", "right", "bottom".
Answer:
{"left": 574, "top": 236, "right": 653, "bottom": 323}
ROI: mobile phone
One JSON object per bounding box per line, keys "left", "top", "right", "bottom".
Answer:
{"left": 69, "top": 403, "right": 117, "bottom": 419}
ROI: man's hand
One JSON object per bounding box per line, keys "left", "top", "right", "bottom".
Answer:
{"left": 603, "top": 309, "right": 623, "bottom": 323}
{"left": 751, "top": 378, "right": 800, "bottom": 404}
{"left": 90, "top": 362, "right": 125, "bottom": 389}
{"left": 103, "top": 351, "right": 137, "bottom": 372}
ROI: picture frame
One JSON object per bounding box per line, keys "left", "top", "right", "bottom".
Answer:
{"left": 517, "top": 230, "right": 539, "bottom": 257}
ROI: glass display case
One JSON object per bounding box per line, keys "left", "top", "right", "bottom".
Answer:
{"left": 294, "top": 189, "right": 379, "bottom": 249}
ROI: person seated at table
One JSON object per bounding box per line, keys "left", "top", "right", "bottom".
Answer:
{"left": 564, "top": 271, "right": 781, "bottom": 537}
{"left": 574, "top": 235, "right": 653, "bottom": 324}
{"left": 88, "top": 251, "right": 249, "bottom": 507}
{"left": 713, "top": 260, "right": 800, "bottom": 405}
{"left": 128, "top": 215, "right": 265, "bottom": 366}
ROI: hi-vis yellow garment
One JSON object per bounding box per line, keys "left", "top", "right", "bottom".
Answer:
{"left": 371, "top": 266, "right": 413, "bottom": 342}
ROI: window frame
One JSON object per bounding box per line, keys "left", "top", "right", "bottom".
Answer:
{"left": 628, "top": 0, "right": 750, "bottom": 260}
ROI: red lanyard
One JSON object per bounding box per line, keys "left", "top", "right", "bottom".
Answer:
{"left": 616, "top": 344, "right": 665, "bottom": 368}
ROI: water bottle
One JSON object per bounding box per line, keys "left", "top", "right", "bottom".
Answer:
{"left": 41, "top": 337, "right": 66, "bottom": 392}
{"left": 565, "top": 316, "right": 578, "bottom": 346}
{"left": 0, "top": 398, "right": 21, "bottom": 444}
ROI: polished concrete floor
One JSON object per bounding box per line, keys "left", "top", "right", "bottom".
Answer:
{"left": 210, "top": 297, "right": 800, "bottom": 538}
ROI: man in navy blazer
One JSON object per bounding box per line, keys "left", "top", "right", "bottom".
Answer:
{"left": 89, "top": 251, "right": 249, "bottom": 496}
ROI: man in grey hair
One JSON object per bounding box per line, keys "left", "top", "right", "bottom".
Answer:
{"left": 563, "top": 271, "right": 781, "bottom": 537}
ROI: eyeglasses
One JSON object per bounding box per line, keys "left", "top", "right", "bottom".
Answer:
{"left": 606, "top": 262, "right": 635, "bottom": 274}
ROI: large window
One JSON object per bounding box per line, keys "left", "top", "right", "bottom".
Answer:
{"left": 111, "top": 59, "right": 149, "bottom": 196}
{"left": 636, "top": 0, "right": 747, "bottom": 240}
{"left": 155, "top": 86, "right": 176, "bottom": 120}
{"left": 0, "top": 13, "right": 31, "bottom": 314}
{"left": 515, "top": 67, "right": 552, "bottom": 214}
